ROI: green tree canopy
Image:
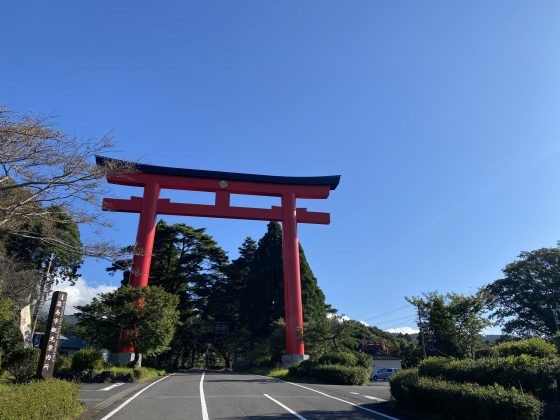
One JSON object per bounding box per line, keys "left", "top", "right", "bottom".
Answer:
{"left": 407, "top": 292, "right": 490, "bottom": 359}
{"left": 75, "top": 286, "right": 180, "bottom": 365}
{"left": 484, "top": 245, "right": 560, "bottom": 339}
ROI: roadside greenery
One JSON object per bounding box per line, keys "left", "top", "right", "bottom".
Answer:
{"left": 70, "top": 348, "right": 104, "bottom": 373}
{"left": 390, "top": 369, "right": 542, "bottom": 420}
{"left": 494, "top": 338, "right": 558, "bottom": 358}
{"left": 4, "top": 348, "right": 40, "bottom": 383}
{"left": 418, "top": 354, "right": 560, "bottom": 401}
{"left": 0, "top": 379, "right": 83, "bottom": 420}
{"left": 288, "top": 351, "right": 372, "bottom": 385}
{"left": 391, "top": 339, "right": 560, "bottom": 418}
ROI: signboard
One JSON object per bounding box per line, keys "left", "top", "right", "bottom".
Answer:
{"left": 36, "top": 291, "right": 67, "bottom": 379}
{"left": 19, "top": 304, "right": 32, "bottom": 348}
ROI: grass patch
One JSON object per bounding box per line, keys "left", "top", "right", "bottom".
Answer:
{"left": 0, "top": 370, "right": 15, "bottom": 385}
{"left": 251, "top": 366, "right": 290, "bottom": 379}
{"left": 93, "top": 366, "right": 166, "bottom": 382}
{"left": 0, "top": 379, "right": 83, "bottom": 420}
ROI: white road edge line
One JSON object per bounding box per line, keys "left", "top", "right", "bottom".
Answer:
{"left": 99, "top": 373, "right": 175, "bottom": 420}
{"left": 284, "top": 381, "right": 398, "bottom": 420}
{"left": 255, "top": 376, "right": 398, "bottom": 420}
{"left": 99, "top": 382, "right": 125, "bottom": 391}
{"left": 200, "top": 371, "right": 209, "bottom": 420}
{"left": 264, "top": 394, "right": 307, "bottom": 420}
{"left": 364, "top": 395, "right": 388, "bottom": 402}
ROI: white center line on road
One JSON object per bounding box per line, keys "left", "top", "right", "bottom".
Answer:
{"left": 350, "top": 392, "right": 360, "bottom": 395}
{"left": 200, "top": 371, "right": 209, "bottom": 420}
{"left": 264, "top": 394, "right": 307, "bottom": 420}
{"left": 99, "top": 383, "right": 125, "bottom": 391}
{"left": 282, "top": 381, "right": 399, "bottom": 420}
{"left": 99, "top": 373, "right": 175, "bottom": 420}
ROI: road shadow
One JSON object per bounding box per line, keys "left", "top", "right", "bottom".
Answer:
{"left": 220, "top": 403, "right": 416, "bottom": 419}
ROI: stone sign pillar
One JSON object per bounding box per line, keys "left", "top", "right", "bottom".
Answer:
{"left": 37, "top": 291, "right": 67, "bottom": 379}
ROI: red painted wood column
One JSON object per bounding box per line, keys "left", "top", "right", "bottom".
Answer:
{"left": 281, "top": 192, "right": 305, "bottom": 356}
{"left": 129, "top": 182, "right": 161, "bottom": 287}
{"left": 118, "top": 182, "right": 160, "bottom": 353}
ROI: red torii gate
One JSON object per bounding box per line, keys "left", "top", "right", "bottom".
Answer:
{"left": 97, "top": 156, "right": 340, "bottom": 367}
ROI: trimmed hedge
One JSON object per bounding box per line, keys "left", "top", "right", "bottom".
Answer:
{"left": 312, "top": 364, "right": 370, "bottom": 385}
{"left": 288, "top": 360, "right": 318, "bottom": 378}
{"left": 0, "top": 379, "right": 83, "bottom": 419}
{"left": 318, "top": 352, "right": 357, "bottom": 366}
{"left": 4, "top": 348, "right": 40, "bottom": 383}
{"left": 390, "top": 369, "right": 542, "bottom": 420}
{"left": 494, "top": 338, "right": 557, "bottom": 358}
{"left": 419, "top": 355, "right": 560, "bottom": 401}
{"left": 71, "top": 348, "right": 103, "bottom": 373}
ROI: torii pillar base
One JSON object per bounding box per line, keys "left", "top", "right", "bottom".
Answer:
{"left": 114, "top": 352, "right": 142, "bottom": 366}
{"left": 282, "top": 354, "right": 309, "bottom": 369}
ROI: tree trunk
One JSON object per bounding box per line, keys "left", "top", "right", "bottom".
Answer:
{"left": 190, "top": 348, "right": 196, "bottom": 368}
{"left": 31, "top": 253, "right": 55, "bottom": 337}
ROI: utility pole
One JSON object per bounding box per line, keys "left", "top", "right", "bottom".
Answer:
{"left": 417, "top": 307, "right": 427, "bottom": 359}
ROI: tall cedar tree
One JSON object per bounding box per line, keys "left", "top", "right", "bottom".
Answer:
{"left": 242, "top": 222, "right": 326, "bottom": 341}
{"left": 206, "top": 237, "right": 257, "bottom": 368}
{"left": 146, "top": 221, "right": 227, "bottom": 367}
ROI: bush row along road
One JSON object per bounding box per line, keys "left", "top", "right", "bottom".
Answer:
{"left": 81, "top": 371, "right": 401, "bottom": 420}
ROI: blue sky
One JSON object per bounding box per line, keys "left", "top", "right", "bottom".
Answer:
{"left": 2, "top": 1, "right": 560, "bottom": 333}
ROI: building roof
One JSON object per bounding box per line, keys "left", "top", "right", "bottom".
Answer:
{"left": 96, "top": 156, "right": 341, "bottom": 190}
{"left": 372, "top": 355, "right": 401, "bottom": 361}
{"left": 59, "top": 335, "right": 89, "bottom": 350}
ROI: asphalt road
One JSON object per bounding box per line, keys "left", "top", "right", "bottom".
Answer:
{"left": 84, "top": 371, "right": 401, "bottom": 420}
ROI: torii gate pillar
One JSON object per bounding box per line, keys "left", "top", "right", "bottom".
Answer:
{"left": 97, "top": 156, "right": 340, "bottom": 367}
{"left": 281, "top": 193, "right": 307, "bottom": 365}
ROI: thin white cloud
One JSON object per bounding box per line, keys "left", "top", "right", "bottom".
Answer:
{"left": 54, "top": 277, "right": 116, "bottom": 314}
{"left": 387, "top": 326, "right": 419, "bottom": 334}
{"left": 358, "top": 320, "right": 369, "bottom": 326}
{"left": 326, "top": 313, "right": 351, "bottom": 323}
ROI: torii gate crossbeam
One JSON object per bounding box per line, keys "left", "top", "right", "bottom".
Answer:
{"left": 97, "top": 156, "right": 340, "bottom": 367}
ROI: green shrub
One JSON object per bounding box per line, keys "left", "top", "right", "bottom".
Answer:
{"left": 4, "top": 348, "right": 40, "bottom": 383}
{"left": 0, "top": 379, "right": 83, "bottom": 419}
{"left": 389, "top": 368, "right": 419, "bottom": 404}
{"left": 318, "top": 351, "right": 357, "bottom": 366}
{"left": 475, "top": 346, "right": 498, "bottom": 359}
{"left": 495, "top": 338, "right": 557, "bottom": 358}
{"left": 71, "top": 348, "right": 103, "bottom": 373}
{"left": 419, "top": 355, "right": 560, "bottom": 401}
{"left": 355, "top": 352, "right": 373, "bottom": 369}
{"left": 288, "top": 360, "right": 318, "bottom": 378}
{"left": 311, "top": 364, "right": 369, "bottom": 385}
{"left": 54, "top": 355, "right": 72, "bottom": 372}
{"left": 390, "top": 369, "right": 542, "bottom": 420}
